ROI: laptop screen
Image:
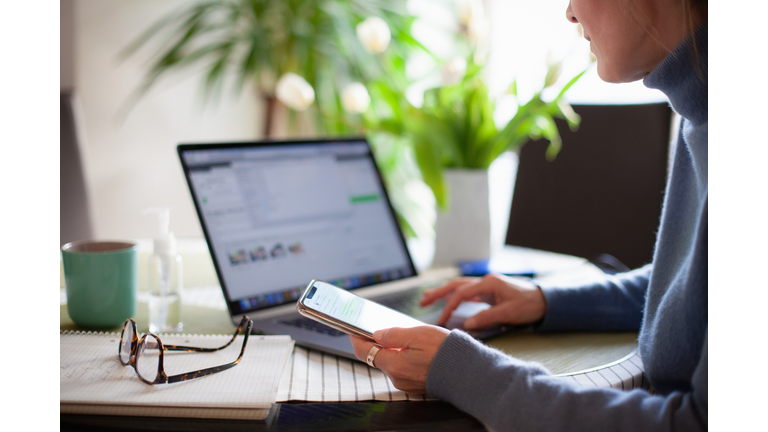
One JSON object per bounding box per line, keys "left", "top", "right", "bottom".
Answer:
{"left": 178, "top": 139, "right": 417, "bottom": 316}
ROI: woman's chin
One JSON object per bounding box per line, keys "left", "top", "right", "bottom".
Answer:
{"left": 595, "top": 63, "right": 646, "bottom": 84}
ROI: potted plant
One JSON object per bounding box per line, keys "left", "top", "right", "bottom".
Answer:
{"left": 122, "top": 0, "right": 588, "bottom": 260}
{"left": 365, "top": 50, "right": 587, "bottom": 266}
{"left": 119, "top": 0, "right": 425, "bottom": 137}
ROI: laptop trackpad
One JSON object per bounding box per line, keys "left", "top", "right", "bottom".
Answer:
{"left": 444, "top": 302, "right": 490, "bottom": 329}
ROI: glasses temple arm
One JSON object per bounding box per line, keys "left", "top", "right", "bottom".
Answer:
{"left": 163, "top": 317, "right": 252, "bottom": 352}
{"left": 165, "top": 322, "right": 253, "bottom": 384}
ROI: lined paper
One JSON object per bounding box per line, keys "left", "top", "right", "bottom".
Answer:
{"left": 276, "top": 346, "right": 651, "bottom": 402}
{"left": 61, "top": 332, "right": 294, "bottom": 416}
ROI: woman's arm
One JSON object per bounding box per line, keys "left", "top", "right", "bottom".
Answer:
{"left": 537, "top": 264, "right": 652, "bottom": 332}
{"left": 427, "top": 328, "right": 707, "bottom": 432}
{"left": 352, "top": 325, "right": 707, "bottom": 431}
{"left": 420, "top": 265, "right": 652, "bottom": 333}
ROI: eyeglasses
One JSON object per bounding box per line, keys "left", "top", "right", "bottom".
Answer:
{"left": 118, "top": 316, "right": 253, "bottom": 385}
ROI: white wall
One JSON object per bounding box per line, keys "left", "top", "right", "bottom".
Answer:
{"left": 73, "top": 0, "right": 262, "bottom": 240}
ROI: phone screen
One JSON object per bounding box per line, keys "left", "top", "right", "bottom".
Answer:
{"left": 300, "top": 280, "right": 425, "bottom": 335}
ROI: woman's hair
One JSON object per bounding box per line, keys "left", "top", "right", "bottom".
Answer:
{"left": 627, "top": 0, "right": 707, "bottom": 81}
{"left": 685, "top": 0, "right": 708, "bottom": 34}
{"left": 683, "top": 0, "right": 707, "bottom": 83}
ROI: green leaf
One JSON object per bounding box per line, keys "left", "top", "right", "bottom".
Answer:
{"left": 555, "top": 68, "right": 587, "bottom": 101}
{"left": 411, "top": 132, "right": 447, "bottom": 209}
{"left": 507, "top": 79, "right": 517, "bottom": 96}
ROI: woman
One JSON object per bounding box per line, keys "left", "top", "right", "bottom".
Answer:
{"left": 350, "top": 0, "right": 708, "bottom": 430}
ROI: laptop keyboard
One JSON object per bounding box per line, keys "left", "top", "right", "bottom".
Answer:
{"left": 281, "top": 288, "right": 445, "bottom": 337}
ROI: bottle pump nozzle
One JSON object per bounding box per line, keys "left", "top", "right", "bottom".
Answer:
{"left": 144, "top": 207, "right": 176, "bottom": 256}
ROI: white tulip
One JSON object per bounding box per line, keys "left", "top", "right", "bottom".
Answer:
{"left": 441, "top": 58, "right": 467, "bottom": 85}
{"left": 341, "top": 82, "right": 371, "bottom": 114}
{"left": 356, "top": 16, "right": 391, "bottom": 54}
{"left": 456, "top": 0, "right": 484, "bottom": 26}
{"left": 275, "top": 72, "right": 315, "bottom": 111}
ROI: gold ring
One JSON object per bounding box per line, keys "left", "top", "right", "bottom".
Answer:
{"left": 366, "top": 345, "right": 381, "bottom": 368}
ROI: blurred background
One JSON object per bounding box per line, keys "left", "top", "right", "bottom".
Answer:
{"left": 60, "top": 0, "right": 666, "bottom": 244}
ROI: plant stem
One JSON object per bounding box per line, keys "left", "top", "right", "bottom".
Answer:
{"left": 264, "top": 95, "right": 277, "bottom": 138}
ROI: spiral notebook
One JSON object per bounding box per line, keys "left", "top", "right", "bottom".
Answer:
{"left": 60, "top": 331, "right": 294, "bottom": 420}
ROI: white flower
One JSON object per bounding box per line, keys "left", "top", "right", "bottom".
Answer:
{"left": 440, "top": 58, "right": 467, "bottom": 85}
{"left": 341, "top": 82, "right": 371, "bottom": 114}
{"left": 456, "top": 0, "right": 484, "bottom": 26}
{"left": 544, "top": 53, "right": 563, "bottom": 88}
{"left": 275, "top": 73, "right": 315, "bottom": 111}
{"left": 356, "top": 16, "right": 391, "bottom": 54}
{"left": 544, "top": 61, "right": 563, "bottom": 88}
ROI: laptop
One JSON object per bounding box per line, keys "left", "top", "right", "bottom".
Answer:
{"left": 177, "top": 138, "right": 506, "bottom": 360}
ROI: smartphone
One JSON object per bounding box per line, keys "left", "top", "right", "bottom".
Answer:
{"left": 296, "top": 279, "right": 426, "bottom": 340}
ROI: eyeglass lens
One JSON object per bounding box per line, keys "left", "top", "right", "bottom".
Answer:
{"left": 119, "top": 322, "right": 133, "bottom": 365}
{"left": 136, "top": 335, "right": 161, "bottom": 383}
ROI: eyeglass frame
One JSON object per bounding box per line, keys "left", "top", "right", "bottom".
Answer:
{"left": 118, "top": 316, "right": 253, "bottom": 385}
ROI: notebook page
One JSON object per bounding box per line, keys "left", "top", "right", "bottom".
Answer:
{"left": 61, "top": 332, "right": 294, "bottom": 408}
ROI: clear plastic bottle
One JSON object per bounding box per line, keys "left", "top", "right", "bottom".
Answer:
{"left": 146, "top": 208, "right": 183, "bottom": 333}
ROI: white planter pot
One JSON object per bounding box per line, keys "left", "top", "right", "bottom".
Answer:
{"left": 431, "top": 169, "right": 491, "bottom": 268}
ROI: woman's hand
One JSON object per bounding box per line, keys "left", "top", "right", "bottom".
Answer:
{"left": 420, "top": 274, "right": 547, "bottom": 329}
{"left": 350, "top": 326, "right": 450, "bottom": 394}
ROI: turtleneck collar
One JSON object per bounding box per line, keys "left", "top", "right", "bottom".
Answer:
{"left": 643, "top": 22, "right": 708, "bottom": 126}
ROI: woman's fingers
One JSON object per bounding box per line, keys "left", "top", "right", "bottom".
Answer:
{"left": 463, "top": 304, "right": 515, "bottom": 329}
{"left": 436, "top": 278, "right": 499, "bottom": 324}
{"left": 373, "top": 327, "right": 415, "bottom": 348}
{"left": 350, "top": 325, "right": 450, "bottom": 394}
{"left": 366, "top": 326, "right": 450, "bottom": 394}
{"left": 349, "top": 335, "right": 377, "bottom": 363}
{"left": 464, "top": 281, "right": 547, "bottom": 328}
{"left": 420, "top": 277, "right": 477, "bottom": 306}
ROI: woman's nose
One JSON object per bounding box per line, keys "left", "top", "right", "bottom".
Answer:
{"left": 566, "top": 1, "right": 578, "bottom": 23}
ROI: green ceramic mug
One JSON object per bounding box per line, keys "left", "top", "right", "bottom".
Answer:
{"left": 62, "top": 240, "right": 138, "bottom": 328}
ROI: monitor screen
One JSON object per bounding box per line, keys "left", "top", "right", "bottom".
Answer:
{"left": 178, "top": 139, "right": 416, "bottom": 315}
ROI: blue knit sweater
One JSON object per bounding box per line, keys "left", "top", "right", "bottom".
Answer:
{"left": 425, "top": 24, "right": 708, "bottom": 431}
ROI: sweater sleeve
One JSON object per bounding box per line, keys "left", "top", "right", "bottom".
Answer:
{"left": 426, "top": 329, "right": 708, "bottom": 432}
{"left": 535, "top": 264, "right": 651, "bottom": 332}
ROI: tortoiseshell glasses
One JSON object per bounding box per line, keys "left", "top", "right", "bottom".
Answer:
{"left": 118, "top": 316, "right": 253, "bottom": 385}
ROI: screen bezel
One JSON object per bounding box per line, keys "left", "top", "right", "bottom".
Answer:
{"left": 176, "top": 137, "right": 419, "bottom": 318}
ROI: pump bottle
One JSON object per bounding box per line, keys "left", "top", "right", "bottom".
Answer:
{"left": 145, "top": 208, "right": 183, "bottom": 333}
